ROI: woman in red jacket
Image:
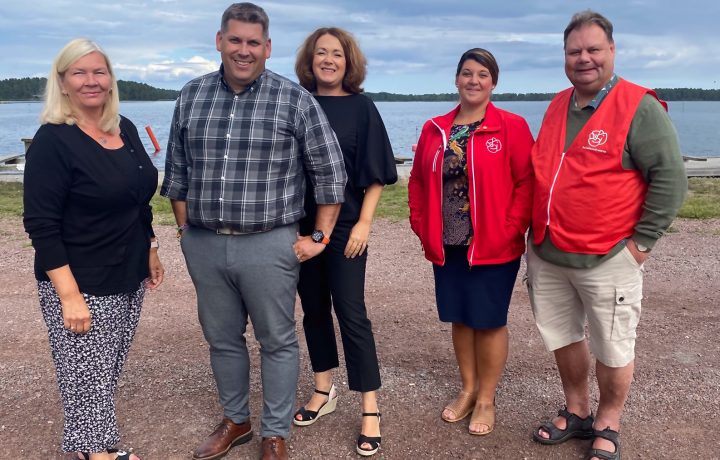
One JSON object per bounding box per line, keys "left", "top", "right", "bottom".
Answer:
{"left": 408, "top": 48, "right": 534, "bottom": 436}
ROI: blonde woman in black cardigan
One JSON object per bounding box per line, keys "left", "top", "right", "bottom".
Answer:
{"left": 23, "top": 38, "right": 163, "bottom": 460}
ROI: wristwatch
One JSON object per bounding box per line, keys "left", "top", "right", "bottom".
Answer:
{"left": 150, "top": 239, "right": 159, "bottom": 249}
{"left": 311, "top": 229, "right": 330, "bottom": 245}
{"left": 176, "top": 223, "right": 189, "bottom": 239}
{"left": 635, "top": 242, "right": 651, "bottom": 253}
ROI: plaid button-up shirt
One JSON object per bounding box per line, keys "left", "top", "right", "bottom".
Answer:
{"left": 161, "top": 68, "right": 346, "bottom": 233}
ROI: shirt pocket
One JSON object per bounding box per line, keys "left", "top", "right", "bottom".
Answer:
{"left": 610, "top": 282, "right": 643, "bottom": 341}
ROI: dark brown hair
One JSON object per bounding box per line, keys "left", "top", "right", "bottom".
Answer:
{"left": 295, "top": 27, "right": 367, "bottom": 94}
{"left": 563, "top": 10, "right": 614, "bottom": 48}
{"left": 455, "top": 48, "right": 499, "bottom": 85}
{"left": 221, "top": 2, "right": 269, "bottom": 39}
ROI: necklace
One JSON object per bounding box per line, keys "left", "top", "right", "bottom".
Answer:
{"left": 78, "top": 122, "right": 113, "bottom": 146}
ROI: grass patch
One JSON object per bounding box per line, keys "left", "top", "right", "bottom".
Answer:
{"left": 677, "top": 178, "right": 720, "bottom": 219}
{"left": 150, "top": 192, "right": 176, "bottom": 225}
{"left": 376, "top": 182, "right": 409, "bottom": 221}
{"left": 0, "top": 181, "right": 411, "bottom": 222}
{"left": 0, "top": 182, "right": 24, "bottom": 217}
{"left": 4, "top": 177, "right": 718, "bottom": 221}
{"left": 152, "top": 183, "right": 411, "bottom": 224}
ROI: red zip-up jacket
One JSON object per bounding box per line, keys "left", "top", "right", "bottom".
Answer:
{"left": 408, "top": 103, "right": 534, "bottom": 265}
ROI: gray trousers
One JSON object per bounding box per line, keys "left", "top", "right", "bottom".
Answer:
{"left": 181, "top": 224, "right": 300, "bottom": 438}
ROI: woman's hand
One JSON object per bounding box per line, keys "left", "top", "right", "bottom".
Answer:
{"left": 146, "top": 249, "right": 164, "bottom": 289}
{"left": 344, "top": 221, "right": 371, "bottom": 258}
{"left": 61, "top": 291, "right": 91, "bottom": 334}
{"left": 46, "top": 265, "right": 91, "bottom": 334}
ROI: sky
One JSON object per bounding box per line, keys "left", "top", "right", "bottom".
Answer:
{"left": 1, "top": 0, "right": 718, "bottom": 95}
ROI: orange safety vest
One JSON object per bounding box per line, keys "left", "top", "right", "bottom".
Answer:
{"left": 531, "top": 79, "right": 666, "bottom": 254}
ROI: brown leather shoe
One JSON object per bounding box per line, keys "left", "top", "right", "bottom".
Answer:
{"left": 260, "top": 436, "right": 288, "bottom": 460}
{"left": 192, "top": 417, "right": 253, "bottom": 460}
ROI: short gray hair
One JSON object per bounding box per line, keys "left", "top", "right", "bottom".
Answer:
{"left": 563, "top": 10, "right": 614, "bottom": 48}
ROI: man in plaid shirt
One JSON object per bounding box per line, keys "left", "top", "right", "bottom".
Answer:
{"left": 161, "top": 3, "right": 346, "bottom": 460}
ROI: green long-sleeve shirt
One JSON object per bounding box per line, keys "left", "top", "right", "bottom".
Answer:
{"left": 533, "top": 78, "right": 688, "bottom": 268}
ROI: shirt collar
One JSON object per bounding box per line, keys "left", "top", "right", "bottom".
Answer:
{"left": 218, "top": 65, "right": 266, "bottom": 94}
{"left": 573, "top": 74, "right": 619, "bottom": 110}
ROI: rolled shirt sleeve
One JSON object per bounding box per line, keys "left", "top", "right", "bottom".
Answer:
{"left": 160, "top": 98, "right": 189, "bottom": 201}
{"left": 297, "top": 92, "right": 347, "bottom": 205}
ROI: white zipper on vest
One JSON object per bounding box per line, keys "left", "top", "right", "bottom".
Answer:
{"left": 546, "top": 151, "right": 567, "bottom": 225}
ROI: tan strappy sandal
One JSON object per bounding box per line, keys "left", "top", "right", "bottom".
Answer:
{"left": 469, "top": 400, "right": 495, "bottom": 436}
{"left": 441, "top": 390, "right": 477, "bottom": 423}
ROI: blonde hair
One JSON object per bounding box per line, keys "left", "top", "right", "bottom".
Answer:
{"left": 40, "top": 38, "right": 120, "bottom": 132}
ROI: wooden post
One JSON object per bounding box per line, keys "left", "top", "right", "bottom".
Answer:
{"left": 22, "top": 138, "right": 33, "bottom": 153}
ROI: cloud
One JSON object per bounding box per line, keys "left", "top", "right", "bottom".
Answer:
{"left": 618, "top": 34, "right": 720, "bottom": 70}
{"left": 114, "top": 56, "right": 218, "bottom": 82}
{"left": 1, "top": 0, "right": 719, "bottom": 93}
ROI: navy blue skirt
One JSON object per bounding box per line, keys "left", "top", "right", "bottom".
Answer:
{"left": 432, "top": 245, "right": 521, "bottom": 329}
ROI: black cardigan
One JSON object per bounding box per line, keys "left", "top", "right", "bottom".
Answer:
{"left": 23, "top": 116, "right": 158, "bottom": 295}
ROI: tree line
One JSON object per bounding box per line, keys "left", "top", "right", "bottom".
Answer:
{"left": 2, "top": 77, "right": 719, "bottom": 102}
{"left": 365, "top": 88, "right": 720, "bottom": 102}
{"left": 0, "top": 77, "right": 179, "bottom": 101}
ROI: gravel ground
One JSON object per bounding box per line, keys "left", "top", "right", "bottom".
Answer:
{"left": 1, "top": 217, "right": 718, "bottom": 459}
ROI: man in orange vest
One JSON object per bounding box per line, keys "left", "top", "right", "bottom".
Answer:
{"left": 527, "top": 10, "right": 687, "bottom": 460}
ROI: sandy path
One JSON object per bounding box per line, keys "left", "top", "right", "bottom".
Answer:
{"left": 1, "top": 217, "right": 718, "bottom": 459}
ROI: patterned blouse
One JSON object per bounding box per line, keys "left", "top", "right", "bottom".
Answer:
{"left": 442, "top": 121, "right": 481, "bottom": 245}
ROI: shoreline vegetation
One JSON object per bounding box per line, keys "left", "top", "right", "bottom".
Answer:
{"left": 2, "top": 77, "right": 720, "bottom": 102}
{"left": 1, "top": 179, "right": 719, "bottom": 221}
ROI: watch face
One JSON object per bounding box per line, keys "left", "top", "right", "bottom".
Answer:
{"left": 311, "top": 230, "right": 324, "bottom": 243}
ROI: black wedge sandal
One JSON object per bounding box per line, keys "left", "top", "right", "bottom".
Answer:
{"left": 356, "top": 412, "right": 381, "bottom": 457}
{"left": 293, "top": 384, "right": 338, "bottom": 427}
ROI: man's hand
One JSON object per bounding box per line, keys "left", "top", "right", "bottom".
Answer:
{"left": 293, "top": 235, "right": 326, "bottom": 263}
{"left": 627, "top": 239, "right": 650, "bottom": 266}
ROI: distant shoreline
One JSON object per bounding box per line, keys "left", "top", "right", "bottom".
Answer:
{"left": 0, "top": 99, "right": 176, "bottom": 104}
{"left": 4, "top": 159, "right": 720, "bottom": 183}
{"left": 2, "top": 77, "right": 720, "bottom": 102}
{"left": 4, "top": 97, "right": 720, "bottom": 104}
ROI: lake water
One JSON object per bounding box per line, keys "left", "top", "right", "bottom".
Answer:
{"left": 2, "top": 100, "right": 718, "bottom": 170}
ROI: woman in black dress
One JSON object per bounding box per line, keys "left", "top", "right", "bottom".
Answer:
{"left": 292, "top": 27, "right": 397, "bottom": 456}
{"left": 23, "top": 38, "right": 163, "bottom": 460}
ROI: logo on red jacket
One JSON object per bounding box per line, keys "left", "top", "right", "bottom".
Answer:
{"left": 486, "top": 137, "right": 502, "bottom": 153}
{"left": 588, "top": 130, "right": 608, "bottom": 148}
